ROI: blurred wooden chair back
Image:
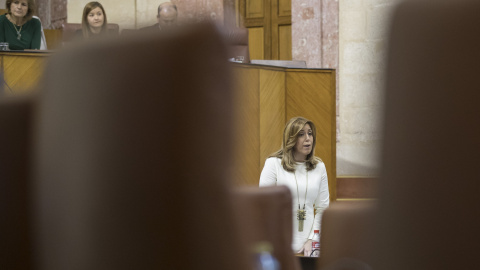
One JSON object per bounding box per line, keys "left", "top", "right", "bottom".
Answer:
{"left": 317, "top": 201, "right": 376, "bottom": 270}
{"left": 232, "top": 186, "right": 301, "bottom": 270}
{"left": 0, "top": 96, "right": 35, "bottom": 269}
{"left": 33, "top": 23, "right": 249, "bottom": 270}
{"left": 375, "top": 0, "right": 480, "bottom": 269}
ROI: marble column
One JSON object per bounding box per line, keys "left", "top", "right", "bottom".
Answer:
{"left": 36, "top": 0, "right": 67, "bottom": 29}
{"left": 292, "top": 0, "right": 338, "bottom": 69}
{"left": 174, "top": 0, "right": 224, "bottom": 24}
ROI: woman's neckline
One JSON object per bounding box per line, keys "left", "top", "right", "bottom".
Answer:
{"left": 6, "top": 14, "right": 25, "bottom": 26}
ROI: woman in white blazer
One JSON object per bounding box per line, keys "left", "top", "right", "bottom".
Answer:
{"left": 259, "top": 116, "right": 330, "bottom": 256}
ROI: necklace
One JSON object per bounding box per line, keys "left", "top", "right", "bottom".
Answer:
{"left": 8, "top": 15, "right": 23, "bottom": 40}
{"left": 12, "top": 23, "right": 22, "bottom": 40}
{"left": 294, "top": 168, "right": 308, "bottom": 232}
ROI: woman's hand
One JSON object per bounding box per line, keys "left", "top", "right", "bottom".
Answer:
{"left": 297, "top": 239, "right": 313, "bottom": 256}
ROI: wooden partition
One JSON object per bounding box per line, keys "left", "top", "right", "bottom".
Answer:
{"left": 1, "top": 53, "right": 336, "bottom": 199}
{"left": 44, "top": 29, "right": 64, "bottom": 50}
{"left": 231, "top": 63, "right": 336, "bottom": 200}
{"left": 0, "top": 51, "right": 50, "bottom": 95}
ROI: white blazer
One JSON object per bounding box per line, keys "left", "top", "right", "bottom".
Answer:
{"left": 259, "top": 157, "right": 330, "bottom": 251}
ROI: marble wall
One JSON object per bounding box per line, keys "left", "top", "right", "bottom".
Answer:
{"left": 292, "top": 0, "right": 400, "bottom": 176}
{"left": 337, "top": 0, "right": 401, "bottom": 175}
{"left": 37, "top": 0, "right": 67, "bottom": 29}
{"left": 292, "top": 0, "right": 338, "bottom": 69}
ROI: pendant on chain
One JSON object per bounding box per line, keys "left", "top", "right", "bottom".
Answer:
{"left": 17, "top": 33, "right": 21, "bottom": 40}
{"left": 297, "top": 207, "right": 306, "bottom": 232}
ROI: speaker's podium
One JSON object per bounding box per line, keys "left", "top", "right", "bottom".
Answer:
{"left": 230, "top": 61, "right": 336, "bottom": 201}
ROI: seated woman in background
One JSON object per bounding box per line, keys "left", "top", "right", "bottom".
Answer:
{"left": 0, "top": 0, "right": 41, "bottom": 50}
{"left": 76, "top": 1, "right": 108, "bottom": 40}
{"left": 259, "top": 117, "right": 330, "bottom": 256}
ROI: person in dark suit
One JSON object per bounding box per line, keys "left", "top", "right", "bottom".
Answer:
{"left": 140, "top": 2, "right": 178, "bottom": 32}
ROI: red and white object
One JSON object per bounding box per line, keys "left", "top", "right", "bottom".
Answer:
{"left": 311, "top": 230, "right": 320, "bottom": 257}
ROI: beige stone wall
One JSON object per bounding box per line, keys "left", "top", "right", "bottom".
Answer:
{"left": 337, "top": 0, "right": 401, "bottom": 175}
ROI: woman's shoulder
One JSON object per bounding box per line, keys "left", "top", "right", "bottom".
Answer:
{"left": 312, "top": 157, "right": 326, "bottom": 170}
{"left": 264, "top": 157, "right": 281, "bottom": 166}
{"left": 26, "top": 16, "right": 41, "bottom": 28}
{"left": 0, "top": 14, "right": 7, "bottom": 23}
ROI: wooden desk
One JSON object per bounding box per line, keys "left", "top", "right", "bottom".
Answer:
{"left": 0, "top": 51, "right": 50, "bottom": 95}
{"left": 231, "top": 63, "right": 336, "bottom": 200}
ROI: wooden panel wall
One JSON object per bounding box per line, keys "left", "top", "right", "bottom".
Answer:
{"left": 336, "top": 177, "right": 377, "bottom": 200}
{"left": 286, "top": 70, "right": 337, "bottom": 200}
{"left": 1, "top": 52, "right": 49, "bottom": 94}
{"left": 248, "top": 27, "right": 265, "bottom": 60}
{"left": 278, "top": 0, "right": 291, "bottom": 16}
{"left": 44, "top": 29, "right": 63, "bottom": 50}
{"left": 246, "top": 0, "right": 265, "bottom": 18}
{"left": 240, "top": 0, "right": 291, "bottom": 60}
{"left": 271, "top": 0, "right": 291, "bottom": 60}
{"left": 259, "top": 69, "right": 285, "bottom": 165}
{"left": 232, "top": 63, "right": 336, "bottom": 200}
{"left": 231, "top": 65, "right": 261, "bottom": 184}
{"left": 278, "top": 25, "right": 292, "bottom": 60}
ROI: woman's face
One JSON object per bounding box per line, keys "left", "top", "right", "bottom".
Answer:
{"left": 87, "top": 7, "right": 105, "bottom": 30}
{"left": 10, "top": 0, "right": 28, "bottom": 19}
{"left": 293, "top": 124, "right": 313, "bottom": 161}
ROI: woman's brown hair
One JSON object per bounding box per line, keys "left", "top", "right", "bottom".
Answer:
{"left": 270, "top": 117, "right": 321, "bottom": 172}
{"left": 81, "top": 1, "right": 108, "bottom": 38}
{"left": 6, "top": 0, "right": 36, "bottom": 22}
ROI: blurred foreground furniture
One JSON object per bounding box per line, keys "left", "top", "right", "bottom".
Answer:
{"left": 374, "top": 0, "right": 480, "bottom": 269}
{"left": 232, "top": 186, "right": 301, "bottom": 270}
{"left": 318, "top": 201, "right": 376, "bottom": 270}
{"left": 0, "top": 96, "right": 35, "bottom": 269}
{"left": 32, "top": 23, "right": 249, "bottom": 269}
{"left": 220, "top": 27, "right": 250, "bottom": 63}
{"left": 61, "top": 23, "right": 120, "bottom": 42}
{"left": 121, "top": 28, "right": 138, "bottom": 35}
